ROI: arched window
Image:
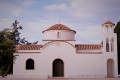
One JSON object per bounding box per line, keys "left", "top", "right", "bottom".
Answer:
{"left": 106, "top": 38, "right": 109, "bottom": 52}
{"left": 26, "top": 59, "right": 34, "bottom": 70}
{"left": 111, "top": 38, "right": 114, "bottom": 52}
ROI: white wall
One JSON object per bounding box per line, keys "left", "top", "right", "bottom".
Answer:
{"left": 13, "top": 41, "right": 105, "bottom": 78}
{"left": 102, "top": 24, "right": 118, "bottom": 78}
{"left": 13, "top": 22, "right": 118, "bottom": 78}
{"left": 43, "top": 30, "right": 75, "bottom": 41}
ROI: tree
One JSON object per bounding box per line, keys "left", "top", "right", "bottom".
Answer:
{"left": 114, "top": 21, "right": 120, "bottom": 74}
{"left": 10, "top": 20, "right": 38, "bottom": 45}
{"left": 0, "top": 28, "right": 15, "bottom": 76}
{"left": 0, "top": 20, "right": 38, "bottom": 77}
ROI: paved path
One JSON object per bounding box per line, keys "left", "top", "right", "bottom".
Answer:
{"left": 0, "top": 78, "right": 120, "bottom": 80}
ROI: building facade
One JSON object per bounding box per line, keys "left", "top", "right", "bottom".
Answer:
{"left": 13, "top": 21, "right": 118, "bottom": 78}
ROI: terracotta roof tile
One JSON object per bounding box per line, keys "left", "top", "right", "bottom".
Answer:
{"left": 75, "top": 44, "right": 101, "bottom": 50}
{"left": 42, "top": 24, "right": 76, "bottom": 33}
{"left": 16, "top": 45, "right": 42, "bottom": 50}
{"left": 102, "top": 21, "right": 115, "bottom": 26}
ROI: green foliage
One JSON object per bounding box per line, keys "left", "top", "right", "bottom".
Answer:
{"left": 0, "top": 20, "right": 38, "bottom": 77}
{"left": 0, "top": 29, "right": 15, "bottom": 76}
{"left": 114, "top": 21, "right": 120, "bottom": 74}
{"left": 10, "top": 20, "right": 38, "bottom": 45}
{"left": 10, "top": 20, "right": 23, "bottom": 45}
{"left": 115, "top": 21, "right": 120, "bottom": 45}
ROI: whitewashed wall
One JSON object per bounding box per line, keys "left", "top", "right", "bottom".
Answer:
{"left": 13, "top": 41, "right": 106, "bottom": 78}
{"left": 13, "top": 23, "right": 118, "bottom": 78}
{"left": 43, "top": 30, "right": 75, "bottom": 41}
{"left": 102, "top": 24, "right": 118, "bottom": 78}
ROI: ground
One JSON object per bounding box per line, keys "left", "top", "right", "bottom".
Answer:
{"left": 0, "top": 78, "right": 120, "bottom": 80}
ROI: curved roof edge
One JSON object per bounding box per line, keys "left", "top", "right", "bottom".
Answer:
{"left": 42, "top": 24, "right": 76, "bottom": 33}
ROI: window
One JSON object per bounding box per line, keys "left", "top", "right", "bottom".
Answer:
{"left": 101, "top": 41, "right": 103, "bottom": 48}
{"left": 106, "top": 38, "right": 109, "bottom": 52}
{"left": 105, "top": 25, "right": 109, "bottom": 27}
{"left": 106, "top": 43, "right": 109, "bottom": 52}
{"left": 111, "top": 38, "right": 114, "bottom": 52}
{"left": 57, "top": 32, "right": 60, "bottom": 39}
{"left": 26, "top": 59, "right": 34, "bottom": 70}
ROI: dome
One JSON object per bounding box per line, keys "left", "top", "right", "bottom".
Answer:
{"left": 42, "top": 24, "right": 76, "bottom": 33}
{"left": 102, "top": 21, "right": 115, "bottom": 26}
{"left": 42, "top": 24, "right": 76, "bottom": 41}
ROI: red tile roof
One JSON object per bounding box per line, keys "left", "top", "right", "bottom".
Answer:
{"left": 16, "top": 44, "right": 101, "bottom": 50}
{"left": 75, "top": 44, "right": 101, "bottom": 50}
{"left": 102, "top": 21, "right": 115, "bottom": 26}
{"left": 42, "top": 24, "right": 76, "bottom": 33}
{"left": 16, "top": 45, "right": 42, "bottom": 50}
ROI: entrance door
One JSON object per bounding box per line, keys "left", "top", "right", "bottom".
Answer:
{"left": 53, "top": 59, "right": 64, "bottom": 77}
{"left": 107, "top": 59, "right": 114, "bottom": 78}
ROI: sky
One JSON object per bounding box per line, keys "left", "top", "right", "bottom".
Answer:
{"left": 0, "top": 0, "right": 120, "bottom": 44}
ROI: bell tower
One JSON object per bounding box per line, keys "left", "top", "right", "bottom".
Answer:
{"left": 102, "top": 21, "right": 118, "bottom": 78}
{"left": 102, "top": 21, "right": 115, "bottom": 52}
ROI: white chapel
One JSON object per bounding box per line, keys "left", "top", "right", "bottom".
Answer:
{"left": 13, "top": 21, "right": 118, "bottom": 78}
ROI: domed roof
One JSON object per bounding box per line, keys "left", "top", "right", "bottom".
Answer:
{"left": 102, "top": 21, "right": 115, "bottom": 26}
{"left": 42, "top": 24, "right": 76, "bottom": 33}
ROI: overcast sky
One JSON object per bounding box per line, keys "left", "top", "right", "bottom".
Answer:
{"left": 0, "top": 0, "right": 120, "bottom": 44}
